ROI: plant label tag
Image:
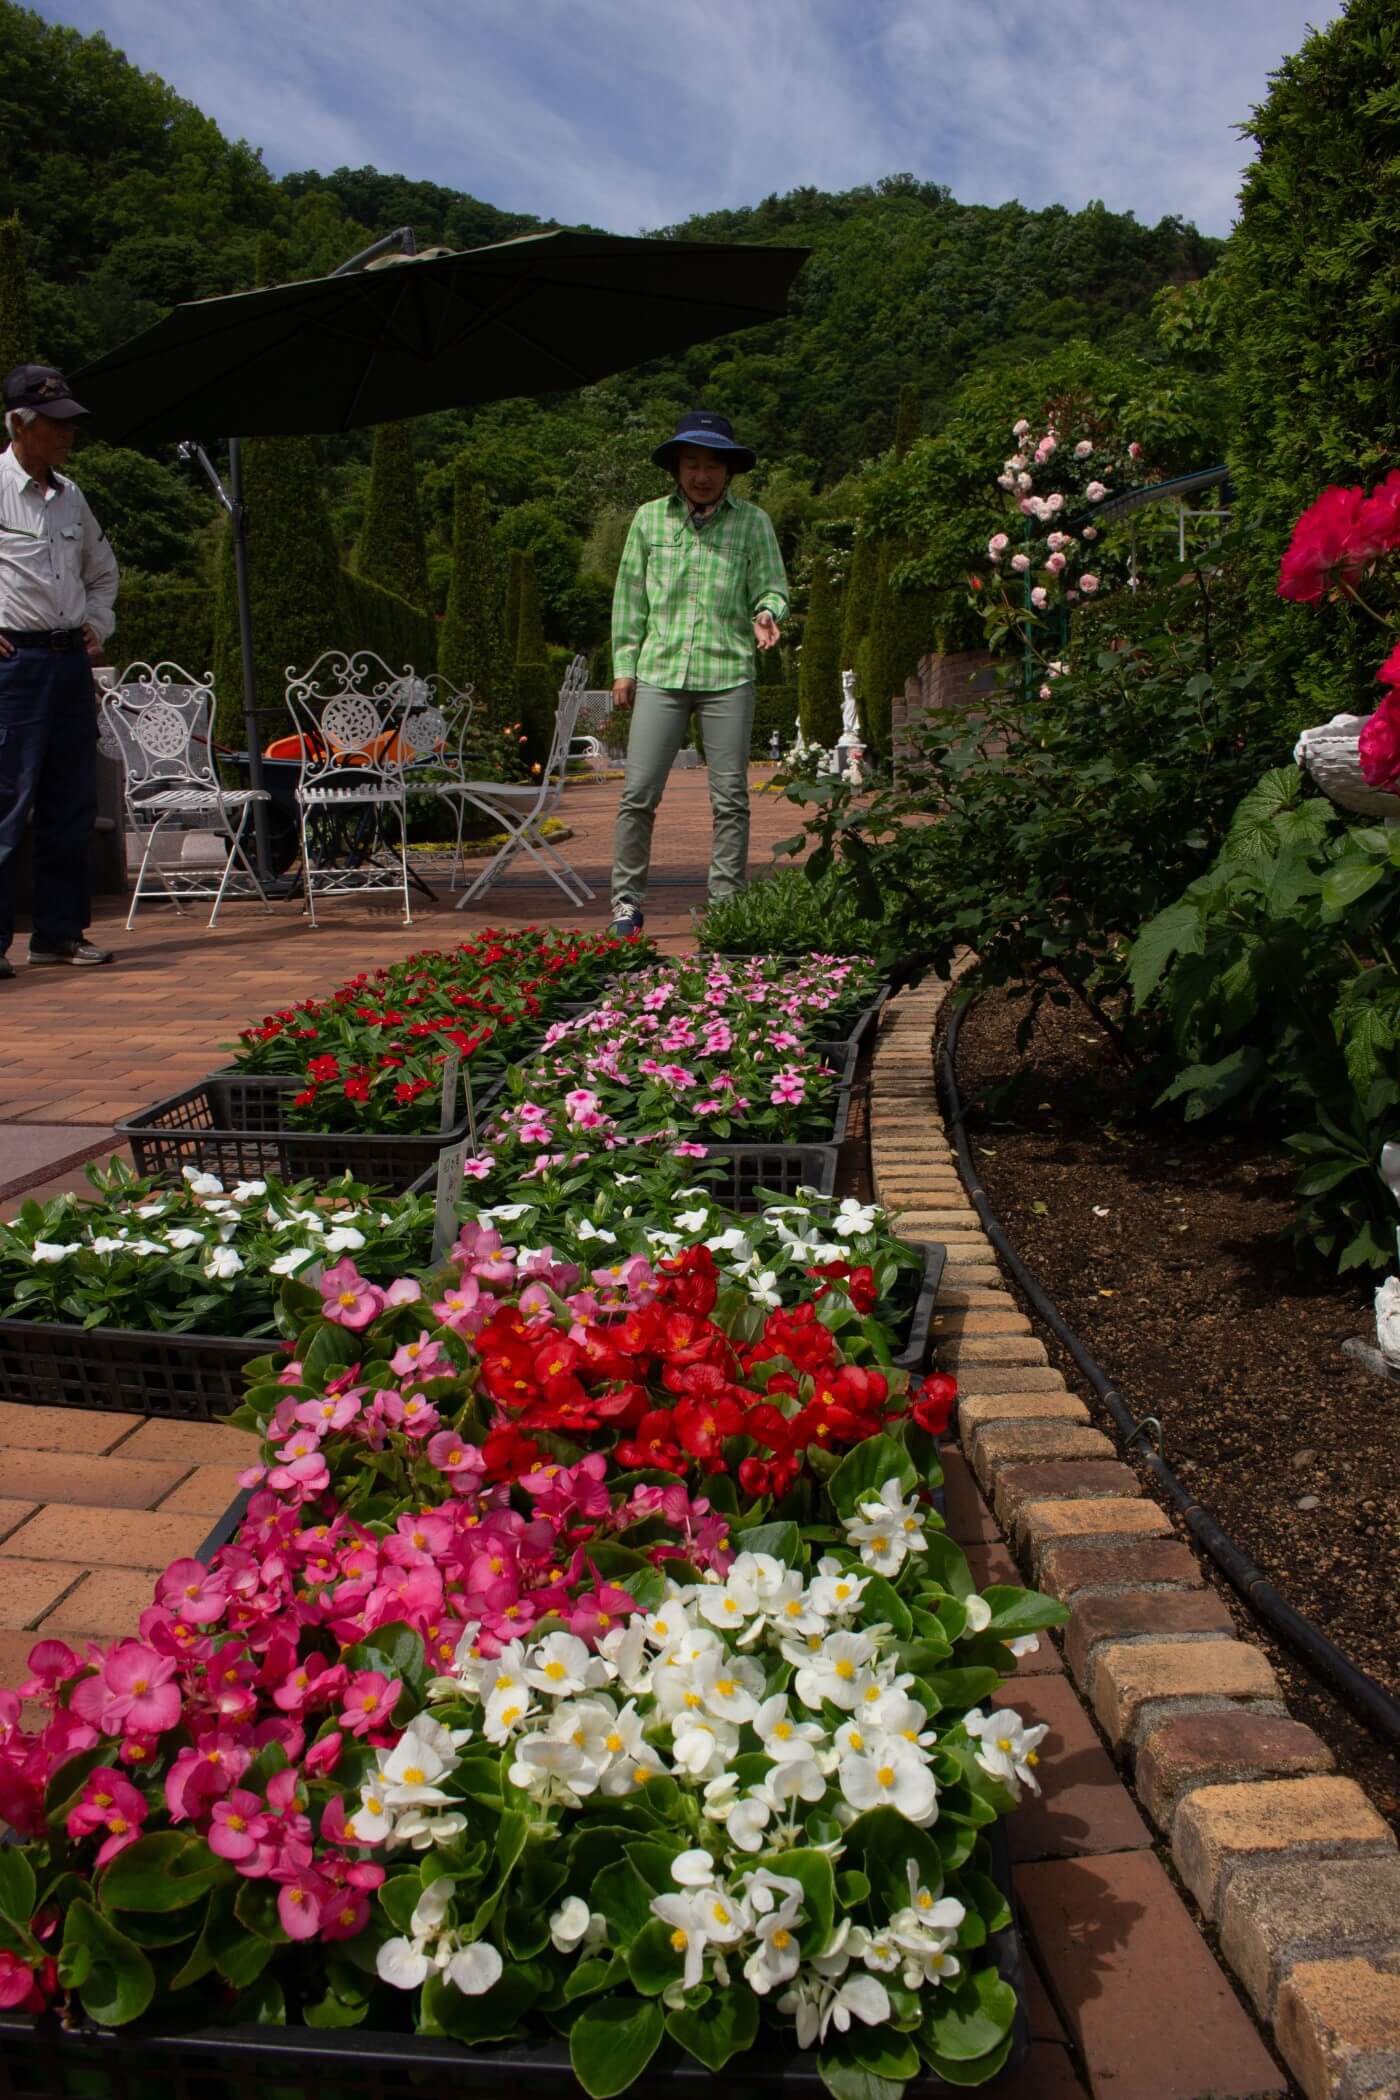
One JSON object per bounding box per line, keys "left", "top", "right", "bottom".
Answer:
{"left": 439, "top": 1051, "right": 462, "bottom": 1133}
{"left": 432, "top": 1139, "right": 469, "bottom": 1261}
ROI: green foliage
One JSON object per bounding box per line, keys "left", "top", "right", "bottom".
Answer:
{"left": 778, "top": 546, "right": 1283, "bottom": 994}
{"left": 211, "top": 435, "right": 345, "bottom": 745}
{"left": 892, "top": 382, "right": 920, "bottom": 461}
{"left": 512, "top": 552, "right": 554, "bottom": 763}
{"left": 68, "top": 441, "right": 212, "bottom": 577}
{"left": 799, "top": 555, "right": 843, "bottom": 746}
{"left": 439, "top": 464, "right": 512, "bottom": 724}
{"left": 861, "top": 543, "right": 937, "bottom": 758}
{"left": 341, "top": 571, "right": 437, "bottom": 676}
{"left": 751, "top": 681, "right": 799, "bottom": 757}
{"left": 0, "top": 210, "right": 33, "bottom": 377}
{"left": 697, "top": 865, "right": 877, "bottom": 955}
{"left": 840, "top": 534, "right": 879, "bottom": 694}
{"left": 1220, "top": 0, "right": 1400, "bottom": 730}
{"left": 355, "top": 422, "right": 429, "bottom": 609}
{"left": 1130, "top": 768, "right": 1400, "bottom": 1271}
{"left": 495, "top": 498, "right": 585, "bottom": 632}
{"left": 108, "top": 579, "right": 215, "bottom": 682}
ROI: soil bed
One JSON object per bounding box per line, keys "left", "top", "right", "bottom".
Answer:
{"left": 950, "top": 984, "right": 1400, "bottom": 1826}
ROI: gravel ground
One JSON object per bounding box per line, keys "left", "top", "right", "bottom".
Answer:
{"left": 948, "top": 986, "right": 1400, "bottom": 1827}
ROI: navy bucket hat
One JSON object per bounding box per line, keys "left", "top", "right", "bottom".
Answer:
{"left": 651, "top": 410, "right": 756, "bottom": 475}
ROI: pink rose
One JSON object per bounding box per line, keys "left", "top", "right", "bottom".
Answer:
{"left": 1030, "top": 586, "right": 1048, "bottom": 610}
{"left": 1080, "top": 573, "right": 1100, "bottom": 593}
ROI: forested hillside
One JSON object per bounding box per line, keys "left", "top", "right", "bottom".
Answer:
{"left": 0, "top": 0, "right": 1228, "bottom": 732}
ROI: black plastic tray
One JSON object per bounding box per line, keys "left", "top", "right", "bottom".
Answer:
{"left": 116, "top": 1074, "right": 496, "bottom": 1192}
{"left": 0, "top": 1820, "right": 1026, "bottom": 2100}
{"left": 891, "top": 1240, "right": 947, "bottom": 1374}
{"left": 0, "top": 1316, "right": 268, "bottom": 1419}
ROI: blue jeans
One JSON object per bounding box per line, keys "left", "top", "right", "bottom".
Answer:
{"left": 0, "top": 647, "right": 97, "bottom": 954}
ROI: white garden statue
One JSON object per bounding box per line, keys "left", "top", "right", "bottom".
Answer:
{"left": 1294, "top": 714, "right": 1400, "bottom": 821}
{"left": 839, "top": 669, "right": 862, "bottom": 745}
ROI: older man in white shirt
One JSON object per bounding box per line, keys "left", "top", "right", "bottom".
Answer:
{"left": 0, "top": 363, "right": 119, "bottom": 977}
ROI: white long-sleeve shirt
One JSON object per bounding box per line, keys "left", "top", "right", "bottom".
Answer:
{"left": 0, "top": 444, "right": 119, "bottom": 641}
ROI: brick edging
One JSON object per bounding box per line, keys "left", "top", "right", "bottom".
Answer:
{"left": 869, "top": 974, "right": 1400, "bottom": 2100}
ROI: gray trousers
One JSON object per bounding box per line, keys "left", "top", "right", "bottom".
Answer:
{"left": 612, "top": 680, "right": 755, "bottom": 909}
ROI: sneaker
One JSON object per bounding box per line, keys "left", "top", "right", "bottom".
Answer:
{"left": 28, "top": 939, "right": 115, "bottom": 967}
{"left": 610, "top": 904, "right": 645, "bottom": 938}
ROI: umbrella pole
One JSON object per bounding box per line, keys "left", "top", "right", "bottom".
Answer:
{"left": 228, "top": 437, "right": 273, "bottom": 879}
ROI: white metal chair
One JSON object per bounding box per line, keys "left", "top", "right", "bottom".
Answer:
{"left": 394, "top": 672, "right": 479, "bottom": 889}
{"left": 285, "top": 650, "right": 415, "bottom": 926}
{"left": 103, "top": 663, "right": 272, "bottom": 930}
{"left": 454, "top": 655, "right": 596, "bottom": 909}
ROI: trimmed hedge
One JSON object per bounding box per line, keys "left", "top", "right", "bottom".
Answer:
{"left": 108, "top": 578, "right": 215, "bottom": 683}
{"left": 340, "top": 571, "right": 437, "bottom": 679}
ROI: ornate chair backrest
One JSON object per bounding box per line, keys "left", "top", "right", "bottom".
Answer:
{"left": 103, "top": 663, "right": 219, "bottom": 806}
{"left": 538, "top": 655, "right": 591, "bottom": 800}
{"left": 393, "top": 671, "right": 476, "bottom": 791}
{"left": 284, "top": 650, "right": 413, "bottom": 796}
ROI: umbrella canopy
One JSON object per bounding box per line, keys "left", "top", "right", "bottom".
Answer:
{"left": 73, "top": 228, "right": 808, "bottom": 446}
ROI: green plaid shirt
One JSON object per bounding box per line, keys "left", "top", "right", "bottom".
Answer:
{"left": 611, "top": 488, "right": 789, "bottom": 690}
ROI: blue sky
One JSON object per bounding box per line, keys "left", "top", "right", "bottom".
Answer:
{"left": 38, "top": 0, "right": 1341, "bottom": 237}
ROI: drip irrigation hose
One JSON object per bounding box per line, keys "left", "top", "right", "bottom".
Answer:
{"left": 940, "top": 998, "right": 1400, "bottom": 1755}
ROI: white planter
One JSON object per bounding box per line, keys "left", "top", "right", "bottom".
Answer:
{"left": 1295, "top": 714, "right": 1400, "bottom": 819}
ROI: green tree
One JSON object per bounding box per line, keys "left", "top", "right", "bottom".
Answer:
{"left": 512, "top": 547, "right": 555, "bottom": 765}
{"left": 67, "top": 442, "right": 212, "bottom": 577}
{"left": 211, "top": 434, "right": 345, "bottom": 745}
{"left": 893, "top": 381, "right": 920, "bottom": 460}
{"left": 0, "top": 212, "right": 34, "bottom": 385}
{"left": 439, "top": 462, "right": 512, "bottom": 724}
{"left": 840, "top": 531, "right": 879, "bottom": 691}
{"left": 798, "top": 555, "right": 842, "bottom": 746}
{"left": 1220, "top": 0, "right": 1400, "bottom": 729}
{"left": 504, "top": 548, "right": 525, "bottom": 661}
{"left": 355, "top": 422, "right": 429, "bottom": 609}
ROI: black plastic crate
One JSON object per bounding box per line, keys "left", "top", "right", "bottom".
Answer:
{"left": 0, "top": 1317, "right": 269, "bottom": 1420}
{"left": 0, "top": 1822, "right": 1025, "bottom": 2099}
{"left": 116, "top": 1075, "right": 498, "bottom": 1193}
{"left": 890, "top": 1239, "right": 947, "bottom": 1374}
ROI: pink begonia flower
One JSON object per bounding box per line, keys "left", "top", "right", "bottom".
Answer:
{"left": 274, "top": 1427, "right": 323, "bottom": 1464}
{"left": 1377, "top": 638, "right": 1400, "bottom": 691}
{"left": 278, "top": 1870, "right": 327, "bottom": 1941}
{"left": 18, "top": 1640, "right": 80, "bottom": 1694}
{"left": 0, "top": 1954, "right": 40, "bottom": 2010}
{"left": 339, "top": 1671, "right": 403, "bottom": 1737}
{"left": 385, "top": 1278, "right": 423, "bottom": 1306}
{"left": 156, "top": 1560, "right": 229, "bottom": 1626}
{"left": 1085, "top": 481, "right": 1107, "bottom": 502}
{"left": 72, "top": 1640, "right": 181, "bottom": 1736}
{"left": 294, "top": 1390, "right": 362, "bottom": 1434}
{"left": 1030, "top": 586, "right": 1048, "bottom": 610}
{"left": 267, "top": 1450, "right": 330, "bottom": 1497}
{"left": 207, "top": 1788, "right": 272, "bottom": 1863}
{"left": 1080, "top": 573, "right": 1100, "bottom": 594}
{"left": 164, "top": 1734, "right": 251, "bottom": 1820}
{"left": 393, "top": 1509, "right": 455, "bottom": 1559}
{"left": 319, "top": 1258, "right": 385, "bottom": 1330}
{"left": 427, "top": 1430, "right": 487, "bottom": 1490}
{"left": 389, "top": 1332, "right": 447, "bottom": 1380}
{"left": 304, "top": 1729, "right": 344, "bottom": 1778}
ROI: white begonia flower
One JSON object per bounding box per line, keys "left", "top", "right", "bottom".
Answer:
{"left": 269, "top": 1247, "right": 317, "bottom": 1276}
{"left": 781, "top": 1970, "right": 891, "bottom": 2049}
{"left": 1006, "top": 1633, "right": 1041, "bottom": 1658}
{"left": 794, "top": 1629, "right": 879, "bottom": 1712}
{"left": 231, "top": 1180, "right": 267, "bottom": 1202}
{"left": 854, "top": 1927, "right": 902, "bottom": 1974}
{"left": 204, "top": 1245, "right": 244, "bottom": 1281}
{"left": 669, "top": 1712, "right": 738, "bottom": 1781}
{"left": 350, "top": 1777, "right": 395, "bottom": 1845}
{"left": 963, "top": 1707, "right": 1049, "bottom": 1796}
{"left": 595, "top": 1621, "right": 650, "bottom": 1692}
{"left": 701, "top": 1774, "right": 773, "bottom": 1853}
{"left": 753, "top": 1693, "right": 826, "bottom": 1763}
{"left": 808, "top": 1562, "right": 871, "bottom": 1620}
{"left": 838, "top": 1739, "right": 939, "bottom": 1825}
{"left": 905, "top": 1862, "right": 967, "bottom": 1935}
{"left": 392, "top": 1807, "right": 468, "bottom": 1852}
{"left": 323, "top": 1225, "right": 366, "bottom": 1253}
{"left": 548, "top": 1896, "right": 592, "bottom": 1952}
{"left": 163, "top": 1227, "right": 205, "bottom": 1252}
{"left": 31, "top": 1241, "right": 80, "bottom": 1263}
{"left": 649, "top": 1890, "right": 716, "bottom": 1992}
{"left": 694, "top": 1647, "right": 765, "bottom": 1724}
{"left": 523, "top": 1631, "right": 603, "bottom": 1699}
{"left": 845, "top": 1477, "right": 928, "bottom": 1576}
{"left": 962, "top": 1593, "right": 993, "bottom": 1634}
{"left": 673, "top": 1208, "right": 710, "bottom": 1233}
{"left": 745, "top": 1909, "right": 804, "bottom": 1995}
{"left": 442, "top": 1940, "right": 502, "bottom": 1995}
{"left": 508, "top": 1732, "right": 600, "bottom": 1803}
{"left": 181, "top": 1167, "right": 224, "bottom": 1195}
{"left": 671, "top": 1848, "right": 716, "bottom": 1888}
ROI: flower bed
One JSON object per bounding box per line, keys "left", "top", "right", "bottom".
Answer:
{"left": 0, "top": 1241, "right": 1061, "bottom": 2096}
{"left": 228, "top": 929, "right": 649, "bottom": 1137}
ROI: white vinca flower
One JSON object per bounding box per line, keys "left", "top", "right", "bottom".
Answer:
{"left": 181, "top": 1167, "right": 224, "bottom": 1195}
{"left": 203, "top": 1246, "right": 244, "bottom": 1281}
{"left": 30, "top": 1241, "right": 79, "bottom": 1263}
{"left": 833, "top": 1197, "right": 879, "bottom": 1237}
{"left": 963, "top": 1707, "right": 1049, "bottom": 1796}
{"left": 231, "top": 1179, "right": 267, "bottom": 1202}
{"left": 322, "top": 1226, "right": 366, "bottom": 1253}
{"left": 269, "top": 1247, "right": 317, "bottom": 1276}
{"left": 163, "top": 1227, "right": 205, "bottom": 1253}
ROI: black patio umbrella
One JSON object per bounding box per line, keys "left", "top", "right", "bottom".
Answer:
{"left": 72, "top": 228, "right": 808, "bottom": 444}
{"left": 71, "top": 227, "right": 808, "bottom": 875}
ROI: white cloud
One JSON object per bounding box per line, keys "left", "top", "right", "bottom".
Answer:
{"left": 36, "top": 0, "right": 1343, "bottom": 236}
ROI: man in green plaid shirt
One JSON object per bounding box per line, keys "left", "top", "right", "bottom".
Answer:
{"left": 609, "top": 411, "right": 788, "bottom": 934}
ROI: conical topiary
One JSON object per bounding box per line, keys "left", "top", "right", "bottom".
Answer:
{"left": 0, "top": 215, "right": 35, "bottom": 449}
{"left": 840, "top": 531, "right": 879, "bottom": 734}
{"left": 512, "top": 548, "right": 555, "bottom": 768}
{"left": 355, "top": 422, "right": 430, "bottom": 611}
{"left": 798, "top": 555, "right": 842, "bottom": 748}
{"left": 439, "top": 462, "right": 512, "bottom": 725}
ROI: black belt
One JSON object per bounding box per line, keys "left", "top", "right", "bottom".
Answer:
{"left": 1, "top": 627, "right": 86, "bottom": 652}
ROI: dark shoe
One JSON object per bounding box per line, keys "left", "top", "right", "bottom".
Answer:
{"left": 0, "top": 954, "right": 13, "bottom": 980}
{"left": 28, "top": 939, "right": 114, "bottom": 967}
{"left": 610, "top": 904, "right": 645, "bottom": 938}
